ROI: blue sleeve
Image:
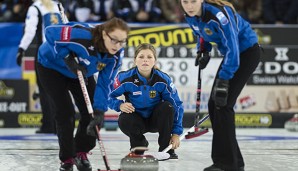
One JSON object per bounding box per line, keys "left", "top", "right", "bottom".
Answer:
{"left": 108, "top": 75, "right": 125, "bottom": 112}
{"left": 162, "top": 77, "right": 184, "bottom": 135}
{"left": 213, "top": 9, "right": 240, "bottom": 80}
{"left": 44, "top": 23, "right": 92, "bottom": 60}
{"left": 93, "top": 53, "right": 124, "bottom": 111}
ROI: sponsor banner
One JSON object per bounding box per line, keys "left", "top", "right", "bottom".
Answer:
{"left": 0, "top": 80, "right": 29, "bottom": 113}
{"left": 125, "top": 24, "right": 298, "bottom": 58}
{"left": 248, "top": 47, "right": 298, "bottom": 85}
{"left": 253, "top": 25, "right": 298, "bottom": 45}
{"left": 198, "top": 114, "right": 273, "bottom": 127}
{"left": 185, "top": 112, "right": 294, "bottom": 128}
{"left": 0, "top": 112, "right": 292, "bottom": 128}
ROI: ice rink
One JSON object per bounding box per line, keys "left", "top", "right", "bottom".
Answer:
{"left": 0, "top": 128, "right": 297, "bottom": 171}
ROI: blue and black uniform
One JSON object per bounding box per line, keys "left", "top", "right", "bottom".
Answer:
{"left": 184, "top": 2, "right": 261, "bottom": 171}
{"left": 37, "top": 22, "right": 124, "bottom": 161}
{"left": 109, "top": 67, "right": 184, "bottom": 151}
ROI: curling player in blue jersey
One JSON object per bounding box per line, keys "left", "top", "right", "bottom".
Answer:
{"left": 36, "top": 17, "right": 129, "bottom": 171}
{"left": 180, "top": 0, "right": 261, "bottom": 170}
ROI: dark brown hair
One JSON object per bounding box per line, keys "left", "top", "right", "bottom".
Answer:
{"left": 91, "top": 17, "right": 130, "bottom": 52}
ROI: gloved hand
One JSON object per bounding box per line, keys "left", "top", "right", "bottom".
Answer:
{"left": 64, "top": 53, "right": 87, "bottom": 76}
{"left": 212, "top": 78, "right": 229, "bottom": 107}
{"left": 16, "top": 48, "right": 25, "bottom": 66}
{"left": 195, "top": 51, "right": 210, "bottom": 69}
{"left": 87, "top": 110, "right": 105, "bottom": 137}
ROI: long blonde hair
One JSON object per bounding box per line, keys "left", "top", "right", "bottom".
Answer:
{"left": 39, "top": 0, "right": 54, "bottom": 12}
{"left": 205, "top": 0, "right": 235, "bottom": 12}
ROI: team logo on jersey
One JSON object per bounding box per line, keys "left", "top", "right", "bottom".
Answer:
{"left": 97, "top": 63, "right": 106, "bottom": 71}
{"left": 133, "top": 91, "right": 142, "bottom": 95}
{"left": 88, "top": 46, "right": 94, "bottom": 51}
{"left": 149, "top": 91, "right": 156, "bottom": 98}
{"left": 113, "top": 77, "right": 120, "bottom": 89}
{"left": 204, "top": 27, "right": 213, "bottom": 35}
{"left": 216, "top": 12, "right": 229, "bottom": 25}
{"left": 134, "top": 79, "right": 139, "bottom": 83}
{"left": 50, "top": 14, "right": 59, "bottom": 24}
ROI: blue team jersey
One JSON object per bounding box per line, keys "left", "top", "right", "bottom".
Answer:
{"left": 38, "top": 22, "right": 124, "bottom": 111}
{"left": 184, "top": 2, "right": 258, "bottom": 80}
{"left": 109, "top": 67, "right": 184, "bottom": 135}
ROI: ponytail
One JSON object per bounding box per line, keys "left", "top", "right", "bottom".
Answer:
{"left": 205, "top": 0, "right": 235, "bottom": 12}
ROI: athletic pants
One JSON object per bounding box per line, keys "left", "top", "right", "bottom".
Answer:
{"left": 118, "top": 101, "right": 174, "bottom": 152}
{"left": 208, "top": 44, "right": 261, "bottom": 171}
{"left": 37, "top": 63, "right": 96, "bottom": 161}
{"left": 34, "top": 50, "right": 55, "bottom": 132}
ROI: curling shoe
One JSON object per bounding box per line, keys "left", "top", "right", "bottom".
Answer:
{"left": 74, "top": 152, "right": 92, "bottom": 171}
{"left": 60, "top": 158, "right": 74, "bottom": 171}
{"left": 203, "top": 164, "right": 245, "bottom": 171}
{"left": 167, "top": 149, "right": 178, "bottom": 159}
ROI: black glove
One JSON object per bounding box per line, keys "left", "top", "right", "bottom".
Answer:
{"left": 195, "top": 51, "right": 210, "bottom": 69}
{"left": 64, "top": 53, "right": 87, "bottom": 76}
{"left": 87, "top": 110, "right": 105, "bottom": 137}
{"left": 16, "top": 48, "right": 25, "bottom": 66}
{"left": 212, "top": 78, "right": 229, "bottom": 107}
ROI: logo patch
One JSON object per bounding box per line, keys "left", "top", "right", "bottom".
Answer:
{"left": 97, "top": 63, "right": 106, "bottom": 71}
{"left": 204, "top": 27, "right": 213, "bottom": 35}
{"left": 149, "top": 91, "right": 156, "bottom": 98}
{"left": 50, "top": 14, "right": 59, "bottom": 24}
{"left": 216, "top": 12, "right": 229, "bottom": 25}
{"left": 88, "top": 46, "right": 94, "bottom": 51}
{"left": 170, "top": 82, "right": 177, "bottom": 94}
{"left": 133, "top": 91, "right": 142, "bottom": 95}
{"left": 79, "top": 57, "right": 90, "bottom": 65}
{"left": 61, "top": 26, "right": 72, "bottom": 41}
{"left": 192, "top": 25, "right": 199, "bottom": 31}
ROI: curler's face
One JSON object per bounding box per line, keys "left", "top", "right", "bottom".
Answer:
{"left": 103, "top": 29, "right": 127, "bottom": 54}
{"left": 181, "top": 0, "right": 203, "bottom": 17}
{"left": 134, "top": 49, "right": 156, "bottom": 76}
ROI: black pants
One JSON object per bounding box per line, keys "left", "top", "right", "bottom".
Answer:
{"left": 34, "top": 53, "right": 55, "bottom": 132}
{"left": 208, "top": 44, "right": 261, "bottom": 171}
{"left": 37, "top": 63, "right": 96, "bottom": 161}
{"left": 118, "top": 101, "right": 174, "bottom": 152}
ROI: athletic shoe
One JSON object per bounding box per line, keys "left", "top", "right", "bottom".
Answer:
{"left": 60, "top": 158, "right": 74, "bottom": 171}
{"left": 74, "top": 152, "right": 92, "bottom": 171}
{"left": 167, "top": 149, "right": 178, "bottom": 159}
{"left": 131, "top": 139, "right": 149, "bottom": 155}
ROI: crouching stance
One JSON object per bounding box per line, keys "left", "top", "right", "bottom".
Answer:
{"left": 109, "top": 43, "right": 184, "bottom": 159}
